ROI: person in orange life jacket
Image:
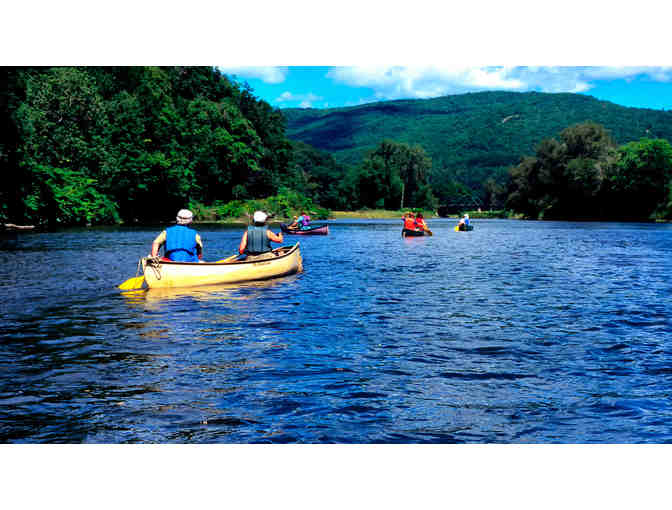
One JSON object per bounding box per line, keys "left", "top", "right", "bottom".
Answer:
{"left": 415, "top": 212, "right": 428, "bottom": 231}
{"left": 151, "top": 209, "right": 203, "bottom": 262}
{"left": 402, "top": 211, "right": 418, "bottom": 231}
{"left": 238, "top": 211, "right": 283, "bottom": 258}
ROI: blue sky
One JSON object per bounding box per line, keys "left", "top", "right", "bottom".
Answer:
{"left": 218, "top": 67, "right": 672, "bottom": 111}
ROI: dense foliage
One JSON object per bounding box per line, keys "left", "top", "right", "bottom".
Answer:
{"left": 284, "top": 139, "right": 437, "bottom": 211}
{"left": 3, "top": 70, "right": 672, "bottom": 226}
{"left": 2, "top": 67, "right": 438, "bottom": 227}
{"left": 506, "top": 122, "right": 672, "bottom": 220}
{"left": 283, "top": 92, "right": 672, "bottom": 209}
{"left": 2, "top": 67, "right": 293, "bottom": 226}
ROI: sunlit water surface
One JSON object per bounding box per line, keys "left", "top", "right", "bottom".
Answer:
{"left": 2, "top": 219, "right": 672, "bottom": 443}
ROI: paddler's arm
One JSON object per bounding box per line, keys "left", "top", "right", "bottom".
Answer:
{"left": 268, "top": 230, "right": 283, "bottom": 243}
{"left": 239, "top": 231, "right": 248, "bottom": 254}
{"left": 151, "top": 231, "right": 167, "bottom": 257}
{"left": 196, "top": 234, "right": 203, "bottom": 261}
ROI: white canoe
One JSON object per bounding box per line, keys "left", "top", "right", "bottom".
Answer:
{"left": 141, "top": 243, "right": 303, "bottom": 289}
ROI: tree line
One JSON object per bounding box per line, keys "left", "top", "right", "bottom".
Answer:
{"left": 2, "top": 67, "right": 669, "bottom": 226}
{"left": 282, "top": 91, "right": 672, "bottom": 210}
{"left": 504, "top": 122, "right": 672, "bottom": 220}
{"left": 0, "top": 66, "right": 437, "bottom": 227}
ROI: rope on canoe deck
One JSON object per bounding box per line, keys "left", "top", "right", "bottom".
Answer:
{"left": 144, "top": 256, "right": 162, "bottom": 280}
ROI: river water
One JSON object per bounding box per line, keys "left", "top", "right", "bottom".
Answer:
{"left": 1, "top": 219, "right": 672, "bottom": 443}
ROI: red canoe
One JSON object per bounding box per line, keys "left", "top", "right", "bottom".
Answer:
{"left": 280, "top": 223, "right": 329, "bottom": 235}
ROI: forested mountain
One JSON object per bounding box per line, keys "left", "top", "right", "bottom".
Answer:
{"left": 283, "top": 91, "right": 672, "bottom": 202}
{"left": 3, "top": 69, "right": 672, "bottom": 226}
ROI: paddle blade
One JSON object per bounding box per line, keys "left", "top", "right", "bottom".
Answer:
{"left": 454, "top": 225, "right": 459, "bottom": 232}
{"left": 215, "top": 254, "right": 239, "bottom": 263}
{"left": 426, "top": 229, "right": 433, "bottom": 236}
{"left": 119, "top": 275, "right": 145, "bottom": 290}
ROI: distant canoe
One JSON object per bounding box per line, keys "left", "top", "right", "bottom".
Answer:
{"left": 455, "top": 224, "right": 474, "bottom": 232}
{"left": 402, "top": 228, "right": 428, "bottom": 237}
{"left": 280, "top": 223, "right": 329, "bottom": 235}
{"left": 3, "top": 224, "right": 35, "bottom": 231}
{"left": 142, "top": 243, "right": 303, "bottom": 288}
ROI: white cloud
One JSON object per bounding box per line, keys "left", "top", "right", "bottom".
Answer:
{"left": 218, "top": 66, "right": 288, "bottom": 84}
{"left": 327, "top": 66, "right": 672, "bottom": 100}
{"left": 275, "top": 91, "right": 323, "bottom": 108}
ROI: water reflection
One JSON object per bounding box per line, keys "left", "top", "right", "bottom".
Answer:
{"left": 122, "top": 276, "right": 295, "bottom": 307}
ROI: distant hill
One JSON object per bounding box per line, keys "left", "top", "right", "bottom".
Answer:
{"left": 282, "top": 91, "right": 672, "bottom": 192}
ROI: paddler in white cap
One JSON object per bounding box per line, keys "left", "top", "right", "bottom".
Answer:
{"left": 151, "top": 208, "right": 203, "bottom": 262}
{"left": 238, "top": 210, "right": 283, "bottom": 259}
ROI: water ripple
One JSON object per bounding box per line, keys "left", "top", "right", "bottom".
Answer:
{"left": 2, "top": 220, "right": 672, "bottom": 442}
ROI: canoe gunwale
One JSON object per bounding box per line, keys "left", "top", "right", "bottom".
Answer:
{"left": 156, "top": 243, "right": 300, "bottom": 266}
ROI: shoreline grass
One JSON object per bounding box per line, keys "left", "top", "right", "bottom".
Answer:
{"left": 329, "top": 209, "right": 439, "bottom": 219}
{"left": 329, "top": 209, "right": 511, "bottom": 219}
{"left": 189, "top": 208, "right": 513, "bottom": 223}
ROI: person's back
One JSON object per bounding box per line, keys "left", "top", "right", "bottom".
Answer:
{"left": 165, "top": 224, "right": 200, "bottom": 262}
{"left": 301, "top": 213, "right": 311, "bottom": 228}
{"left": 246, "top": 224, "right": 272, "bottom": 254}
{"left": 296, "top": 214, "right": 310, "bottom": 229}
{"left": 151, "top": 209, "right": 203, "bottom": 262}
{"left": 415, "top": 214, "right": 427, "bottom": 230}
{"left": 239, "top": 211, "right": 284, "bottom": 258}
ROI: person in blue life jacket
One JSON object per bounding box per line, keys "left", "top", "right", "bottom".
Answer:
{"left": 287, "top": 215, "right": 300, "bottom": 230}
{"left": 238, "top": 210, "right": 284, "bottom": 259}
{"left": 293, "top": 212, "right": 306, "bottom": 230}
{"left": 151, "top": 209, "right": 203, "bottom": 262}
{"left": 457, "top": 213, "right": 470, "bottom": 230}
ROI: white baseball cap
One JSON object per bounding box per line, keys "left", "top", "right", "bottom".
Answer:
{"left": 176, "top": 209, "right": 193, "bottom": 224}
{"left": 253, "top": 211, "right": 268, "bottom": 223}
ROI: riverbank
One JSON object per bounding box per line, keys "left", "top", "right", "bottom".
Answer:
{"left": 330, "top": 210, "right": 423, "bottom": 219}
{"left": 329, "top": 210, "right": 511, "bottom": 219}
{"left": 190, "top": 209, "right": 511, "bottom": 223}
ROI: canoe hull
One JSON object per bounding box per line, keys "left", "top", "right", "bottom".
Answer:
{"left": 280, "top": 223, "right": 329, "bottom": 235}
{"left": 142, "top": 243, "right": 303, "bottom": 288}
{"left": 402, "top": 229, "right": 427, "bottom": 237}
{"left": 455, "top": 225, "right": 474, "bottom": 232}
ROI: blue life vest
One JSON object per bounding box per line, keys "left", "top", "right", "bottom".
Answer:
{"left": 165, "top": 225, "right": 199, "bottom": 262}
{"left": 246, "top": 225, "right": 271, "bottom": 254}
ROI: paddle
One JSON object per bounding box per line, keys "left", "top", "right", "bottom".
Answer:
{"left": 417, "top": 219, "right": 432, "bottom": 236}
{"left": 215, "top": 254, "right": 239, "bottom": 263}
{"left": 119, "top": 275, "right": 145, "bottom": 291}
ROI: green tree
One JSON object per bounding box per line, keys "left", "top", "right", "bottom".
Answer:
{"left": 608, "top": 138, "right": 672, "bottom": 219}
{"left": 352, "top": 140, "right": 436, "bottom": 210}
{"left": 15, "top": 67, "right": 115, "bottom": 225}
{"left": 507, "top": 122, "right": 618, "bottom": 219}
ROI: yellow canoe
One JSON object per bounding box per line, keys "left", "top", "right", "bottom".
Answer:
{"left": 141, "top": 243, "right": 303, "bottom": 289}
